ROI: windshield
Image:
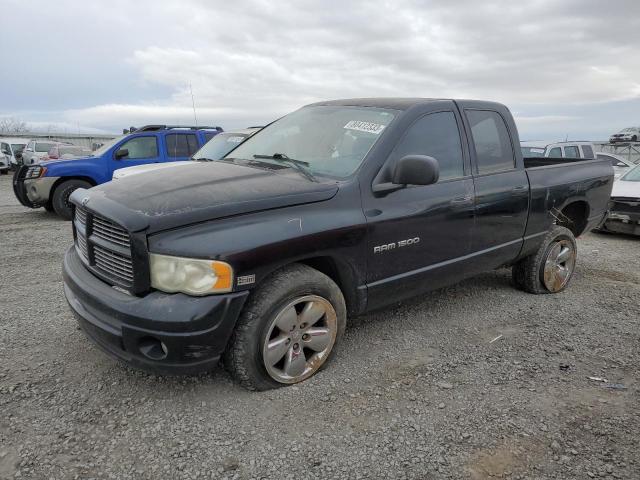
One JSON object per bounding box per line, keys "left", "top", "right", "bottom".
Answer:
{"left": 621, "top": 128, "right": 637, "bottom": 133}
{"left": 11, "top": 144, "right": 25, "bottom": 154}
{"left": 521, "top": 146, "right": 545, "bottom": 157}
{"left": 193, "top": 133, "right": 250, "bottom": 160}
{"left": 620, "top": 165, "right": 640, "bottom": 182}
{"left": 90, "top": 136, "right": 124, "bottom": 156}
{"left": 225, "top": 105, "right": 397, "bottom": 179}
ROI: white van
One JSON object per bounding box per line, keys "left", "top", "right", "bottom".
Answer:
{"left": 521, "top": 141, "right": 596, "bottom": 160}
{"left": 0, "top": 137, "right": 29, "bottom": 172}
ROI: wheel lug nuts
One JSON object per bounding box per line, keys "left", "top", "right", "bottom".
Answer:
{"left": 300, "top": 323, "right": 307, "bottom": 328}
{"left": 293, "top": 343, "right": 299, "bottom": 350}
{"left": 302, "top": 334, "right": 310, "bottom": 341}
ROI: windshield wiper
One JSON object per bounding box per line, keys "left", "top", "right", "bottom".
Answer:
{"left": 253, "top": 153, "right": 318, "bottom": 182}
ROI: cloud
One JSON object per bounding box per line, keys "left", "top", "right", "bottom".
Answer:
{"left": 1, "top": 0, "right": 640, "bottom": 137}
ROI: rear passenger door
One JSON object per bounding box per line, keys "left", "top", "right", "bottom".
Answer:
{"left": 164, "top": 133, "right": 200, "bottom": 162}
{"left": 463, "top": 108, "right": 529, "bottom": 269}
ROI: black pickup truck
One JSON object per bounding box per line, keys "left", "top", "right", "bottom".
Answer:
{"left": 62, "top": 98, "right": 613, "bottom": 390}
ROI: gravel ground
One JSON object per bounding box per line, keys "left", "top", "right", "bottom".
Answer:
{"left": 0, "top": 173, "right": 639, "bottom": 480}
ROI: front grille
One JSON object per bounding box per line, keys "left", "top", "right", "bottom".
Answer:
{"left": 92, "top": 215, "right": 130, "bottom": 247}
{"left": 94, "top": 246, "right": 134, "bottom": 282}
{"left": 74, "top": 206, "right": 136, "bottom": 289}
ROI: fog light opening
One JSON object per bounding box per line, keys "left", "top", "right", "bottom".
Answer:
{"left": 138, "top": 337, "right": 168, "bottom": 360}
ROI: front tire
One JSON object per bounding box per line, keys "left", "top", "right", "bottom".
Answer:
{"left": 224, "top": 264, "right": 346, "bottom": 391}
{"left": 51, "top": 179, "right": 91, "bottom": 220}
{"left": 512, "top": 226, "right": 577, "bottom": 294}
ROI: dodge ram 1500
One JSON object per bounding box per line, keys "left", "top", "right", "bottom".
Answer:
{"left": 62, "top": 98, "right": 613, "bottom": 390}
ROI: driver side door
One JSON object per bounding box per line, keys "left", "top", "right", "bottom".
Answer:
{"left": 363, "top": 109, "right": 476, "bottom": 310}
{"left": 110, "top": 135, "right": 161, "bottom": 177}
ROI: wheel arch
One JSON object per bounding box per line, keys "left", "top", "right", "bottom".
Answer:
{"left": 556, "top": 200, "right": 590, "bottom": 237}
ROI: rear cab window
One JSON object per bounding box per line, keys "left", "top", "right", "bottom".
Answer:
{"left": 581, "top": 145, "right": 594, "bottom": 159}
{"left": 466, "top": 110, "right": 515, "bottom": 174}
{"left": 36, "top": 143, "right": 54, "bottom": 152}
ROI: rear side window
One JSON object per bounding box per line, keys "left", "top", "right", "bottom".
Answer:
{"left": 600, "top": 154, "right": 628, "bottom": 167}
{"left": 564, "top": 146, "right": 580, "bottom": 158}
{"left": 581, "top": 145, "right": 594, "bottom": 158}
{"left": 466, "top": 110, "right": 515, "bottom": 174}
{"left": 548, "top": 147, "right": 562, "bottom": 157}
{"left": 391, "top": 111, "right": 464, "bottom": 181}
{"left": 165, "top": 133, "right": 199, "bottom": 157}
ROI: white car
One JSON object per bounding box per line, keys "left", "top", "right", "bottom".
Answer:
{"left": 112, "top": 128, "right": 260, "bottom": 180}
{"left": 0, "top": 137, "right": 28, "bottom": 170}
{"left": 596, "top": 152, "right": 636, "bottom": 179}
{"left": 600, "top": 165, "right": 640, "bottom": 236}
{"left": 521, "top": 141, "right": 596, "bottom": 160}
{"left": 609, "top": 127, "right": 640, "bottom": 143}
{"left": 21, "top": 140, "right": 66, "bottom": 165}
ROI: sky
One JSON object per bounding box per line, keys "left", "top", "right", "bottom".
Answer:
{"left": 1, "top": 0, "right": 639, "bottom": 141}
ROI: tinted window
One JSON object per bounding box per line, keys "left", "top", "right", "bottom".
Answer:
{"left": 1, "top": 143, "right": 9, "bottom": 154}
{"left": 564, "top": 146, "right": 579, "bottom": 158}
{"left": 581, "top": 145, "right": 594, "bottom": 159}
{"left": 466, "top": 110, "right": 514, "bottom": 174}
{"left": 118, "top": 136, "right": 158, "bottom": 159}
{"left": 165, "top": 133, "right": 199, "bottom": 157}
{"left": 391, "top": 111, "right": 464, "bottom": 181}
{"left": 549, "top": 147, "right": 562, "bottom": 157}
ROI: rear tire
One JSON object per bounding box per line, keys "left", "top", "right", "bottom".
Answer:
{"left": 512, "top": 226, "right": 577, "bottom": 294}
{"left": 51, "top": 179, "right": 91, "bottom": 220}
{"left": 223, "top": 264, "right": 346, "bottom": 391}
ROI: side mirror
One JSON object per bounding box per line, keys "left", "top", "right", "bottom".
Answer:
{"left": 373, "top": 155, "right": 439, "bottom": 195}
{"left": 392, "top": 155, "right": 439, "bottom": 185}
{"left": 115, "top": 148, "right": 129, "bottom": 160}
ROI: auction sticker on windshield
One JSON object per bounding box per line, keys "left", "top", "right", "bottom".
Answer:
{"left": 344, "top": 120, "right": 386, "bottom": 135}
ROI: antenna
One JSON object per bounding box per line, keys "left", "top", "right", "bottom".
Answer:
{"left": 189, "top": 82, "right": 198, "bottom": 126}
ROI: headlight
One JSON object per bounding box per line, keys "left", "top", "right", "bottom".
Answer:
{"left": 149, "top": 253, "right": 233, "bottom": 295}
{"left": 25, "top": 166, "right": 46, "bottom": 179}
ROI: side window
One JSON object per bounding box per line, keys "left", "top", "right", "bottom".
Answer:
{"left": 581, "top": 145, "right": 594, "bottom": 159}
{"left": 564, "top": 146, "right": 580, "bottom": 158}
{"left": 549, "top": 147, "right": 562, "bottom": 157}
{"left": 203, "top": 132, "right": 217, "bottom": 142}
{"left": 1, "top": 143, "right": 9, "bottom": 155}
{"left": 391, "top": 111, "right": 464, "bottom": 181}
{"left": 118, "top": 136, "right": 158, "bottom": 159}
{"left": 165, "top": 133, "right": 199, "bottom": 157}
{"left": 466, "top": 110, "right": 515, "bottom": 174}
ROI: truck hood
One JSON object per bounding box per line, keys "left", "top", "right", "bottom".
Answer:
{"left": 74, "top": 161, "right": 339, "bottom": 233}
{"left": 112, "top": 161, "right": 187, "bottom": 180}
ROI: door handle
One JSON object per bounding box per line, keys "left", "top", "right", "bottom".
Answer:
{"left": 512, "top": 185, "right": 528, "bottom": 193}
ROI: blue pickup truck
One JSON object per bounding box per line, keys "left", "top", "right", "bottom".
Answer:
{"left": 13, "top": 125, "right": 222, "bottom": 219}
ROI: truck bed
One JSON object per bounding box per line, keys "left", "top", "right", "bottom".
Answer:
{"left": 522, "top": 156, "right": 613, "bottom": 246}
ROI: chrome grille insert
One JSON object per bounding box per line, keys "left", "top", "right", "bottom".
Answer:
{"left": 76, "top": 233, "right": 88, "bottom": 261}
{"left": 92, "top": 216, "right": 130, "bottom": 247}
{"left": 94, "top": 246, "right": 134, "bottom": 282}
{"left": 76, "top": 206, "right": 87, "bottom": 225}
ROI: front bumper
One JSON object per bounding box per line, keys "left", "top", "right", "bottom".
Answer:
{"left": 12, "top": 166, "right": 58, "bottom": 208}
{"left": 63, "top": 247, "right": 249, "bottom": 374}
{"left": 603, "top": 214, "right": 640, "bottom": 236}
